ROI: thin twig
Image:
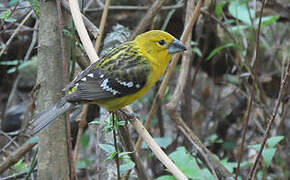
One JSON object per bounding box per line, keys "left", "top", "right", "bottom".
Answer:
{"left": 24, "top": 20, "right": 39, "bottom": 61}
{"left": 61, "top": 0, "right": 99, "bottom": 38}
{"left": 0, "top": 139, "right": 37, "bottom": 174}
{"left": 94, "top": 0, "right": 110, "bottom": 52}
{"left": 235, "top": 0, "right": 266, "bottom": 179}
{"left": 85, "top": 3, "right": 184, "bottom": 12}
{"left": 68, "top": 1, "right": 100, "bottom": 168}
{"left": 72, "top": 0, "right": 110, "bottom": 170}
{"left": 165, "top": 1, "right": 219, "bottom": 179}
{"left": 112, "top": 114, "right": 121, "bottom": 180}
{"left": 0, "top": 10, "right": 33, "bottom": 58}
{"left": 129, "top": 0, "right": 167, "bottom": 40}
{"left": 117, "top": 107, "right": 188, "bottom": 180}
{"left": 247, "top": 50, "right": 290, "bottom": 180}
{"left": 135, "top": 0, "right": 204, "bottom": 152}
{"left": 117, "top": 115, "right": 150, "bottom": 180}
{"left": 69, "top": 0, "right": 99, "bottom": 62}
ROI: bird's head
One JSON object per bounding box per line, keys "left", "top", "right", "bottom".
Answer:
{"left": 135, "top": 30, "right": 186, "bottom": 65}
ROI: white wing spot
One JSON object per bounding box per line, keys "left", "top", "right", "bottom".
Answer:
{"left": 127, "top": 82, "right": 134, "bottom": 87}
{"left": 136, "top": 84, "right": 140, "bottom": 88}
{"left": 75, "top": 83, "right": 79, "bottom": 88}
{"left": 117, "top": 79, "right": 134, "bottom": 88}
{"left": 100, "top": 78, "right": 109, "bottom": 87}
{"left": 87, "top": 73, "right": 94, "bottom": 78}
{"left": 81, "top": 77, "right": 87, "bottom": 81}
{"left": 101, "top": 79, "right": 119, "bottom": 95}
{"left": 100, "top": 74, "right": 104, "bottom": 78}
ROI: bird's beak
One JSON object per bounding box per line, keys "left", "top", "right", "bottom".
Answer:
{"left": 168, "top": 38, "right": 187, "bottom": 54}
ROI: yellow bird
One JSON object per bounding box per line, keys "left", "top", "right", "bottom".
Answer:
{"left": 30, "top": 30, "right": 186, "bottom": 134}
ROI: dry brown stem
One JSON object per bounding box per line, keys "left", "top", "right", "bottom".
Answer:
{"left": 70, "top": 0, "right": 110, "bottom": 173}
{"left": 164, "top": 1, "right": 231, "bottom": 179}
{"left": 135, "top": 0, "right": 204, "bottom": 152}
{"left": 129, "top": 0, "right": 167, "bottom": 40}
{"left": 116, "top": 114, "right": 150, "bottom": 180}
{"left": 94, "top": 0, "right": 110, "bottom": 52}
{"left": 61, "top": 0, "right": 99, "bottom": 38}
{"left": 86, "top": 3, "right": 184, "bottom": 12}
{"left": 0, "top": 10, "right": 33, "bottom": 58}
{"left": 235, "top": 0, "right": 266, "bottom": 179}
{"left": 0, "top": 140, "right": 37, "bottom": 174}
{"left": 247, "top": 44, "right": 290, "bottom": 180}
{"left": 69, "top": 0, "right": 99, "bottom": 63}
{"left": 118, "top": 107, "right": 188, "bottom": 180}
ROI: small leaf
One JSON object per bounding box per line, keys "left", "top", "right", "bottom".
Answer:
{"left": 120, "top": 161, "right": 135, "bottom": 175}
{"left": 223, "top": 74, "right": 241, "bottom": 85}
{"left": 157, "top": 175, "right": 176, "bottom": 180}
{"left": 9, "top": 0, "right": 22, "bottom": 6}
{"left": 119, "top": 151, "right": 135, "bottom": 158}
{"left": 262, "top": 148, "right": 276, "bottom": 166}
{"left": 266, "top": 136, "right": 284, "bottom": 148}
{"left": 248, "top": 144, "right": 261, "bottom": 150}
{"left": 192, "top": 47, "right": 202, "bottom": 57}
{"left": 99, "top": 144, "right": 115, "bottom": 154}
{"left": 107, "top": 151, "right": 118, "bottom": 160}
{"left": 0, "top": 60, "right": 19, "bottom": 65}
{"left": 215, "top": 2, "right": 225, "bottom": 19}
{"left": 27, "top": 136, "right": 39, "bottom": 143}
{"left": 117, "top": 120, "right": 126, "bottom": 126}
{"left": 81, "top": 133, "right": 90, "bottom": 151}
{"left": 206, "top": 43, "right": 236, "bottom": 61}
{"left": 88, "top": 120, "right": 103, "bottom": 125}
{"left": 228, "top": 0, "right": 254, "bottom": 25}
{"left": 76, "top": 161, "right": 87, "bottom": 169}
{"left": 254, "top": 16, "right": 279, "bottom": 27}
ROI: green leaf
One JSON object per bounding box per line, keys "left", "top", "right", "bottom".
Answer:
{"left": 228, "top": 0, "right": 254, "bottom": 25}
{"left": 248, "top": 144, "right": 261, "bottom": 150}
{"left": 266, "top": 136, "right": 284, "bottom": 148}
{"left": 9, "top": 0, "right": 22, "bottom": 6}
{"left": 157, "top": 175, "right": 176, "bottom": 180}
{"left": 254, "top": 16, "right": 279, "bottom": 27}
{"left": 107, "top": 151, "right": 118, "bottom": 160}
{"left": 192, "top": 47, "right": 202, "bottom": 57}
{"left": 206, "top": 43, "right": 236, "bottom": 61}
{"left": 201, "top": 168, "right": 215, "bottom": 180}
{"left": 28, "top": 0, "right": 40, "bottom": 18}
{"left": 99, "top": 144, "right": 115, "bottom": 154}
{"left": 0, "top": 60, "right": 19, "bottom": 65}
{"left": 88, "top": 119, "right": 103, "bottom": 125}
{"left": 12, "top": 159, "right": 28, "bottom": 173}
{"left": 215, "top": 2, "right": 225, "bottom": 19}
{"left": 117, "top": 120, "right": 126, "bottom": 126}
{"left": 119, "top": 151, "right": 134, "bottom": 158}
{"left": 0, "top": 9, "right": 15, "bottom": 22}
{"left": 229, "top": 24, "right": 249, "bottom": 32}
{"left": 76, "top": 161, "right": 87, "bottom": 169}
{"left": 223, "top": 74, "right": 241, "bottom": 85}
{"left": 169, "top": 147, "right": 202, "bottom": 179}
{"left": 120, "top": 160, "right": 135, "bottom": 175}
{"left": 27, "top": 136, "right": 39, "bottom": 143}
{"left": 262, "top": 148, "right": 276, "bottom": 166}
{"left": 81, "top": 133, "right": 90, "bottom": 151}
{"left": 220, "top": 159, "right": 237, "bottom": 173}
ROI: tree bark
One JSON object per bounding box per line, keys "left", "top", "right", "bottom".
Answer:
{"left": 37, "top": 0, "right": 70, "bottom": 179}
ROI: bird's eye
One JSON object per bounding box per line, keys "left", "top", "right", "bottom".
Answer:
{"left": 158, "top": 40, "right": 165, "bottom": 46}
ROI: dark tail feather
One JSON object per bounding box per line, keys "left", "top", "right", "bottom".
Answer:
{"left": 28, "top": 98, "right": 74, "bottom": 135}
